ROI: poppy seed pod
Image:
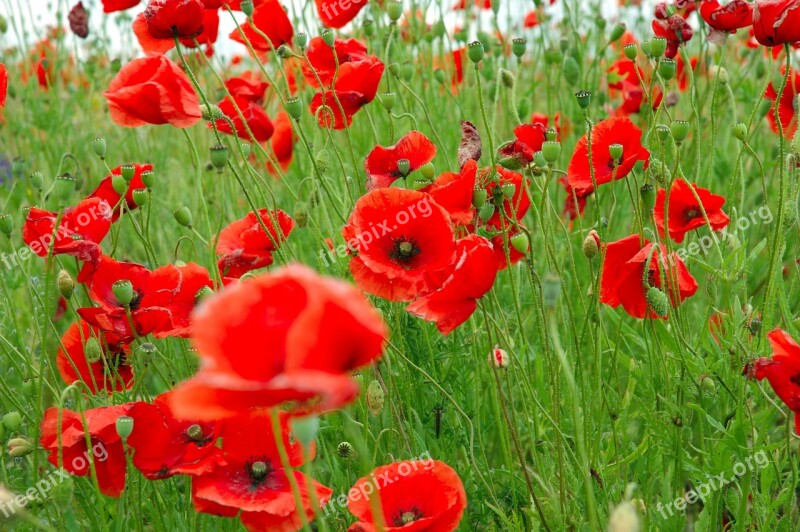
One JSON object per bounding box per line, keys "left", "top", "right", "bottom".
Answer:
{"left": 29, "top": 171, "right": 44, "bottom": 190}
{"left": 489, "top": 346, "right": 509, "bottom": 368}
{"left": 239, "top": 0, "right": 254, "bottom": 17}
{"left": 624, "top": 43, "right": 638, "bottom": 61}
{"left": 284, "top": 97, "right": 303, "bottom": 120}
{"left": 0, "top": 214, "right": 11, "bottom": 237}
{"left": 670, "top": 120, "right": 690, "bottom": 142}
{"left": 650, "top": 37, "right": 667, "bottom": 57}
{"left": 387, "top": 0, "right": 403, "bottom": 22}
{"left": 337, "top": 441, "right": 355, "bottom": 459}
{"left": 363, "top": 18, "right": 375, "bottom": 36}
{"left": 57, "top": 269, "right": 74, "bottom": 298}
{"left": 479, "top": 203, "right": 495, "bottom": 222}
{"left": 55, "top": 174, "right": 77, "bottom": 201}
{"left": 115, "top": 416, "right": 134, "bottom": 442}
{"left": 533, "top": 151, "right": 548, "bottom": 168}
{"left": 640, "top": 184, "right": 656, "bottom": 212}
{"left": 294, "top": 32, "right": 308, "bottom": 50}
{"left": 434, "top": 69, "right": 447, "bottom": 84}
{"left": 639, "top": 40, "right": 653, "bottom": 57}
{"left": 112, "top": 174, "right": 127, "bottom": 195}
{"left": 659, "top": 59, "right": 676, "bottom": 80}
{"left": 120, "top": 164, "right": 135, "bottom": 182}
{"left": 468, "top": 41, "right": 484, "bottom": 64}
{"left": 512, "top": 38, "right": 527, "bottom": 58}
{"left": 472, "top": 188, "right": 488, "bottom": 208}
{"left": 174, "top": 206, "right": 193, "bottom": 228}
{"left": 91, "top": 138, "right": 107, "bottom": 159}
{"left": 544, "top": 48, "right": 562, "bottom": 65}
{"left": 210, "top": 144, "right": 229, "bottom": 170}
{"left": 366, "top": 380, "right": 384, "bottom": 416}
{"left": 321, "top": 28, "right": 335, "bottom": 47}
{"left": 277, "top": 44, "right": 292, "bottom": 59}
{"left": 510, "top": 233, "right": 529, "bottom": 254}
{"left": 2, "top": 412, "right": 21, "bottom": 432}
{"left": 575, "top": 90, "right": 592, "bottom": 109}
{"left": 84, "top": 337, "right": 102, "bottom": 363}
{"left": 290, "top": 415, "right": 320, "bottom": 446}
{"left": 645, "top": 287, "right": 669, "bottom": 317}
{"left": 609, "top": 143, "right": 624, "bottom": 162}
{"left": 397, "top": 159, "right": 411, "bottom": 176}
{"left": 609, "top": 23, "right": 626, "bottom": 43}
{"left": 112, "top": 280, "right": 134, "bottom": 307}
{"left": 400, "top": 62, "right": 414, "bottom": 82}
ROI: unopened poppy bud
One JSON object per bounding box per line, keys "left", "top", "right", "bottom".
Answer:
{"left": 500, "top": 69, "right": 515, "bottom": 89}
{"left": 640, "top": 184, "right": 656, "bottom": 212}
{"left": 131, "top": 189, "right": 148, "bottom": 207}
{"left": 277, "top": 44, "right": 292, "bottom": 59}
{"left": 434, "top": 68, "right": 447, "bottom": 84}
{"left": 294, "top": 32, "right": 308, "bottom": 50}
{"left": 111, "top": 174, "right": 127, "bottom": 195}
{"left": 293, "top": 202, "right": 309, "bottom": 228}
{"left": 489, "top": 346, "right": 509, "bottom": 368}
{"left": 659, "top": 59, "right": 676, "bottom": 80}
{"left": 709, "top": 65, "right": 728, "bottom": 84}
{"left": 732, "top": 123, "right": 748, "bottom": 141}
{"left": 783, "top": 200, "right": 798, "bottom": 234}
{"left": 624, "top": 43, "right": 638, "bottom": 61}
{"left": 387, "top": 63, "right": 400, "bottom": 78}
{"left": 112, "top": 280, "right": 134, "bottom": 306}
{"left": 583, "top": 230, "right": 600, "bottom": 259}
{"left": 512, "top": 37, "right": 527, "bottom": 58}
{"left": 239, "top": 0, "right": 254, "bottom": 17}
{"left": 544, "top": 48, "right": 562, "bottom": 65}
{"left": 609, "top": 143, "right": 623, "bottom": 162}
{"left": 57, "top": 269, "right": 74, "bottom": 298}
{"left": 670, "top": 120, "right": 690, "bottom": 142}
{"left": 563, "top": 57, "right": 580, "bottom": 86}
{"left": 645, "top": 287, "right": 669, "bottom": 317}
{"left": 366, "top": 380, "right": 384, "bottom": 416}
{"left": 315, "top": 150, "right": 330, "bottom": 175}
{"left": 337, "top": 441, "right": 356, "bottom": 459}
{"left": 650, "top": 37, "right": 667, "bottom": 57}
{"left": 0, "top": 214, "right": 12, "bottom": 237}
{"left": 210, "top": 145, "right": 229, "bottom": 170}
{"left": 543, "top": 273, "right": 561, "bottom": 309}
{"left": 472, "top": 188, "right": 488, "bottom": 208}
{"left": 510, "top": 233, "right": 529, "bottom": 253}
{"left": 699, "top": 375, "right": 716, "bottom": 393}
{"left": 387, "top": 0, "right": 403, "bottom": 22}
{"left": 91, "top": 137, "right": 107, "bottom": 159}
{"left": 116, "top": 416, "right": 134, "bottom": 441}
{"left": 608, "top": 500, "right": 640, "bottom": 532}
{"left": 55, "top": 174, "right": 76, "bottom": 201}
{"left": 396, "top": 159, "right": 411, "bottom": 177}
{"left": 174, "top": 206, "right": 193, "bottom": 228}
{"left": 609, "top": 22, "right": 626, "bottom": 43}
{"left": 478, "top": 203, "right": 495, "bottom": 221}
{"left": 84, "top": 336, "right": 103, "bottom": 363}
{"left": 284, "top": 97, "right": 303, "bottom": 120}
{"left": 400, "top": 62, "right": 414, "bottom": 82}
{"left": 194, "top": 285, "right": 213, "bottom": 303}
{"left": 2, "top": 412, "right": 21, "bottom": 432}
{"left": 321, "top": 28, "right": 335, "bottom": 47}
{"left": 200, "top": 103, "right": 224, "bottom": 121}
{"left": 120, "top": 164, "right": 135, "bottom": 182}
{"left": 29, "top": 171, "right": 44, "bottom": 190}
{"left": 7, "top": 437, "right": 34, "bottom": 458}
{"left": 0, "top": 15, "right": 7, "bottom": 33}
{"left": 290, "top": 415, "right": 320, "bottom": 446}
{"left": 363, "top": 18, "right": 375, "bottom": 36}
{"left": 468, "top": 41, "right": 484, "bottom": 64}
{"left": 575, "top": 90, "right": 592, "bottom": 109}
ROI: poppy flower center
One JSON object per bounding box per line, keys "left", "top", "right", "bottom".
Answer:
{"left": 394, "top": 508, "right": 423, "bottom": 526}
{"left": 389, "top": 238, "right": 421, "bottom": 264}
{"left": 682, "top": 207, "right": 700, "bottom": 223}
{"left": 246, "top": 458, "right": 273, "bottom": 486}
{"left": 128, "top": 291, "right": 143, "bottom": 311}
{"left": 185, "top": 424, "right": 204, "bottom": 443}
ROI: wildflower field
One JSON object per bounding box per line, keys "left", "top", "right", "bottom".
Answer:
{"left": 1, "top": 0, "right": 800, "bottom": 530}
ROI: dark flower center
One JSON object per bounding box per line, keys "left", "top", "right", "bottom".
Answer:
{"left": 389, "top": 238, "right": 421, "bottom": 265}
{"left": 245, "top": 458, "right": 273, "bottom": 487}
{"left": 393, "top": 508, "right": 423, "bottom": 526}
{"left": 682, "top": 207, "right": 700, "bottom": 223}
{"left": 128, "top": 291, "right": 143, "bottom": 311}
{"left": 791, "top": 374, "right": 800, "bottom": 387}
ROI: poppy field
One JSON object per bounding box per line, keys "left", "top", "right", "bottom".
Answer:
{"left": 2, "top": 0, "right": 800, "bottom": 530}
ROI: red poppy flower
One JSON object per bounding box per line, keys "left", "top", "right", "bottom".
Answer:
{"left": 302, "top": 37, "right": 368, "bottom": 87}
{"left": 0, "top": 64, "right": 7, "bottom": 108}
{"left": 652, "top": 14, "right": 694, "bottom": 58}
{"left": 216, "top": 209, "right": 294, "bottom": 278}
{"left": 311, "top": 56, "right": 384, "bottom": 129}
{"left": 561, "top": 176, "right": 591, "bottom": 220}
{"left": 56, "top": 321, "right": 133, "bottom": 394}
{"left": 654, "top": 178, "right": 730, "bottom": 243}
{"left": 229, "top": 0, "right": 293, "bottom": 52}
{"left": 700, "top": 0, "right": 753, "bottom": 32}
{"left": 343, "top": 189, "right": 457, "bottom": 302}
{"left": 192, "top": 409, "right": 332, "bottom": 530}
{"left": 102, "top": 0, "right": 140, "bottom": 12}
{"left": 407, "top": 235, "right": 498, "bottom": 335}
{"left": 365, "top": 131, "right": 437, "bottom": 190}
{"left": 132, "top": 0, "right": 206, "bottom": 54}
{"left": 753, "top": 329, "right": 800, "bottom": 433}
{"left": 224, "top": 71, "right": 268, "bottom": 102}
{"left": 181, "top": 7, "right": 220, "bottom": 49}
{"left": 600, "top": 234, "right": 698, "bottom": 319}
{"left": 168, "top": 265, "right": 388, "bottom": 419}
{"left": 104, "top": 55, "right": 201, "bottom": 128}
{"left": 524, "top": 10, "right": 540, "bottom": 27}
{"left": 314, "top": 0, "right": 369, "bottom": 29}
{"left": 23, "top": 197, "right": 113, "bottom": 262}
{"left": 478, "top": 166, "right": 531, "bottom": 230}
{"left": 267, "top": 112, "right": 294, "bottom": 174}
{"left": 347, "top": 459, "right": 467, "bottom": 531}
{"left": 88, "top": 163, "right": 151, "bottom": 222}
{"left": 128, "top": 392, "right": 222, "bottom": 479}
{"left": 765, "top": 66, "right": 800, "bottom": 139}
{"left": 753, "top": 0, "right": 800, "bottom": 47}
{"left": 419, "top": 159, "right": 477, "bottom": 226}
{"left": 531, "top": 112, "right": 565, "bottom": 138}
{"left": 567, "top": 117, "right": 650, "bottom": 196}
{"left": 211, "top": 96, "right": 275, "bottom": 143}
{"left": 40, "top": 405, "right": 130, "bottom": 497}
{"left": 452, "top": 0, "right": 492, "bottom": 8}
{"left": 498, "top": 123, "right": 547, "bottom": 166}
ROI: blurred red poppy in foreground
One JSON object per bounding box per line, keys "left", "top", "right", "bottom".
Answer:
{"left": 102, "top": 0, "right": 141, "bottom": 12}
{"left": 104, "top": 55, "right": 201, "bottom": 128}
{"left": 365, "top": 131, "right": 436, "bottom": 190}
{"left": 268, "top": 112, "right": 295, "bottom": 174}
{"left": 654, "top": 178, "right": 730, "bottom": 243}
{"left": 752, "top": 329, "right": 800, "bottom": 434}
{"left": 211, "top": 96, "right": 275, "bottom": 143}
{"left": 40, "top": 405, "right": 130, "bottom": 497}
{"left": 88, "top": 163, "right": 152, "bottom": 222}
{"left": 169, "top": 265, "right": 388, "bottom": 420}
{"left": 229, "top": 0, "right": 293, "bottom": 51}
{"left": 343, "top": 189, "right": 457, "bottom": 302}
{"left": 700, "top": 0, "right": 753, "bottom": 33}
{"left": 764, "top": 67, "right": 800, "bottom": 139}
{"left": 311, "top": 56, "right": 384, "bottom": 129}
{"left": 347, "top": 459, "right": 467, "bottom": 531}
{"left": 600, "top": 235, "right": 698, "bottom": 319}
{"left": 216, "top": 209, "right": 293, "bottom": 278}
{"left": 56, "top": 320, "right": 133, "bottom": 394}
{"left": 0, "top": 63, "right": 7, "bottom": 108}
{"left": 23, "top": 197, "right": 113, "bottom": 262}
{"left": 753, "top": 0, "right": 800, "bottom": 47}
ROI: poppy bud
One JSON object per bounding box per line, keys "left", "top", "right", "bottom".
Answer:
{"left": 512, "top": 37, "right": 527, "bottom": 59}
{"left": 363, "top": 18, "right": 375, "bottom": 36}
{"left": 640, "top": 184, "right": 656, "bottom": 212}
{"left": 500, "top": 69, "right": 515, "bottom": 89}
{"left": 58, "top": 269, "right": 74, "bottom": 299}
{"left": 91, "top": 138, "right": 107, "bottom": 159}
{"left": 2, "top": 412, "right": 21, "bottom": 432}
{"left": 582, "top": 230, "right": 600, "bottom": 259}
{"left": 284, "top": 97, "right": 303, "bottom": 121}
{"left": 277, "top": 44, "right": 292, "bottom": 59}
{"left": 239, "top": 0, "right": 254, "bottom": 17}
{"left": 608, "top": 500, "right": 640, "bottom": 532}
{"left": 290, "top": 415, "right": 320, "bottom": 446}
{"left": 0, "top": 15, "right": 7, "bottom": 33}
{"left": 478, "top": 203, "right": 495, "bottom": 221}
{"left": 7, "top": 437, "right": 34, "bottom": 458}
{"left": 29, "top": 171, "right": 44, "bottom": 190}
{"left": 670, "top": 120, "right": 690, "bottom": 142}
{"left": 650, "top": 37, "right": 667, "bottom": 57}
{"left": 415, "top": 162, "right": 434, "bottom": 181}
{"left": 0, "top": 214, "right": 12, "bottom": 237}
{"left": 624, "top": 43, "right": 638, "bottom": 61}
{"left": 200, "top": 103, "right": 224, "bottom": 121}
{"left": 699, "top": 375, "right": 716, "bottom": 393}
{"left": 748, "top": 317, "right": 762, "bottom": 336}
{"left": 386, "top": 0, "right": 403, "bottom": 22}
{"left": 472, "top": 188, "right": 488, "bottom": 209}
{"left": 709, "top": 66, "right": 728, "bottom": 85}
{"left": 783, "top": 200, "right": 798, "bottom": 235}
{"left": 639, "top": 40, "right": 653, "bottom": 57}
{"left": 84, "top": 337, "right": 102, "bottom": 363}
{"left": 544, "top": 48, "right": 562, "bottom": 65}
{"left": 366, "top": 380, "right": 384, "bottom": 416}
{"left": 315, "top": 150, "right": 330, "bottom": 175}
{"left": 210, "top": 145, "right": 229, "bottom": 170}
{"left": 467, "top": 41, "right": 484, "bottom": 64}
{"left": 489, "top": 346, "right": 509, "bottom": 368}
{"left": 732, "top": 123, "right": 748, "bottom": 142}
{"left": 609, "top": 22, "right": 626, "bottom": 43}
{"left": 116, "top": 416, "right": 134, "bottom": 442}
{"left": 112, "top": 280, "right": 134, "bottom": 307}
{"left": 574, "top": 90, "right": 592, "bottom": 109}
{"left": 543, "top": 273, "right": 561, "bottom": 309}
{"left": 111, "top": 174, "right": 127, "bottom": 196}
{"left": 400, "top": 62, "right": 414, "bottom": 82}
{"left": 510, "top": 233, "right": 529, "bottom": 254}
{"left": 658, "top": 59, "right": 676, "bottom": 81}
{"left": 174, "top": 206, "right": 193, "bottom": 228}
{"left": 337, "top": 441, "right": 356, "bottom": 459}
{"left": 563, "top": 56, "right": 580, "bottom": 86}
{"left": 293, "top": 202, "right": 309, "bottom": 228}
{"left": 55, "top": 174, "right": 77, "bottom": 202}
{"left": 194, "top": 285, "right": 213, "bottom": 303}
{"left": 645, "top": 287, "right": 669, "bottom": 317}
{"left": 132, "top": 189, "right": 148, "bottom": 207}
{"left": 293, "top": 32, "right": 308, "bottom": 51}
{"left": 608, "top": 143, "right": 623, "bottom": 162}
{"left": 434, "top": 69, "right": 447, "bottom": 85}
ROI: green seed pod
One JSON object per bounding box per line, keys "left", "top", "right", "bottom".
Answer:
{"left": 540, "top": 141, "right": 561, "bottom": 164}
{"left": 533, "top": 151, "right": 548, "bottom": 168}
{"left": 400, "top": 62, "right": 414, "bottom": 82}
{"left": 563, "top": 56, "right": 581, "bottom": 86}
{"left": 639, "top": 40, "right": 653, "bottom": 57}
{"left": 284, "top": 97, "right": 303, "bottom": 120}
{"left": 434, "top": 69, "right": 447, "bottom": 85}
{"left": 277, "top": 44, "right": 292, "bottom": 59}
{"left": 140, "top": 170, "right": 155, "bottom": 188}
{"left": 655, "top": 125, "right": 671, "bottom": 143}
{"left": 502, "top": 183, "right": 516, "bottom": 199}
{"left": 131, "top": 189, "right": 148, "bottom": 207}
{"left": 55, "top": 174, "right": 77, "bottom": 201}
{"left": 290, "top": 415, "right": 320, "bottom": 447}
{"left": 0, "top": 214, "right": 12, "bottom": 237}
{"left": 239, "top": 0, "right": 254, "bottom": 17}
{"left": 574, "top": 90, "right": 592, "bottom": 109}
{"left": 650, "top": 37, "right": 667, "bottom": 57}
{"left": 396, "top": 159, "right": 411, "bottom": 177}
{"left": 0, "top": 15, "right": 7, "bottom": 34}
{"left": 120, "top": 164, "right": 136, "bottom": 182}
{"left": 387, "top": 0, "right": 403, "bottom": 22}
{"left": 659, "top": 59, "right": 676, "bottom": 80}
{"left": 624, "top": 43, "right": 638, "bottom": 61}
{"left": 29, "top": 171, "right": 44, "bottom": 190}
{"left": 544, "top": 48, "right": 562, "bottom": 65}
{"left": 91, "top": 138, "right": 107, "bottom": 159}
{"left": 111, "top": 174, "right": 127, "bottom": 195}
{"left": 174, "top": 206, "right": 193, "bottom": 228}
{"left": 478, "top": 202, "right": 495, "bottom": 221}
{"left": 210, "top": 145, "right": 229, "bottom": 170}
{"left": 609, "top": 143, "right": 624, "bottom": 162}
{"left": 472, "top": 188, "right": 488, "bottom": 209}
{"left": 670, "top": 120, "right": 690, "bottom": 142}
{"left": 57, "top": 269, "right": 74, "bottom": 299}
{"left": 609, "top": 23, "right": 626, "bottom": 43}
{"left": 116, "top": 416, "right": 134, "bottom": 441}
{"left": 640, "top": 184, "right": 656, "bottom": 212}
{"left": 510, "top": 233, "right": 529, "bottom": 253}
{"left": 321, "top": 28, "right": 335, "bottom": 47}
{"left": 2, "top": 412, "right": 22, "bottom": 432}
{"left": 645, "top": 287, "right": 669, "bottom": 316}
{"left": 468, "top": 41, "right": 484, "bottom": 64}
{"left": 366, "top": 380, "right": 384, "bottom": 416}
{"left": 112, "top": 280, "right": 134, "bottom": 306}
{"left": 294, "top": 32, "right": 308, "bottom": 50}
{"left": 337, "top": 441, "right": 356, "bottom": 460}
{"left": 363, "top": 18, "right": 375, "bottom": 37}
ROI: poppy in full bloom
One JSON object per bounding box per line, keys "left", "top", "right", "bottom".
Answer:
{"left": 132, "top": 0, "right": 206, "bottom": 54}
{"left": 102, "top": 0, "right": 141, "bottom": 12}
{"left": 524, "top": 10, "right": 540, "bottom": 27}
{"left": 567, "top": 117, "right": 650, "bottom": 196}
{"left": 419, "top": 159, "right": 477, "bottom": 226}
{"left": 88, "top": 163, "right": 151, "bottom": 222}
{"left": 104, "top": 55, "right": 201, "bottom": 128}
{"left": 753, "top": 0, "right": 800, "bottom": 47}
{"left": 56, "top": 321, "right": 133, "bottom": 394}
{"left": 653, "top": 178, "right": 730, "bottom": 243}
{"left": 169, "top": 265, "right": 387, "bottom": 420}
{"left": 224, "top": 71, "right": 268, "bottom": 102}
{"left": 498, "top": 123, "right": 547, "bottom": 166}
{"left": 211, "top": 96, "right": 275, "bottom": 143}
{"left": 128, "top": 392, "right": 222, "bottom": 479}
{"left": 0, "top": 64, "right": 7, "bottom": 109}
{"left": 365, "top": 131, "right": 437, "bottom": 190}
{"left": 764, "top": 67, "right": 800, "bottom": 139}
{"left": 302, "top": 37, "right": 368, "bottom": 87}
{"left": 478, "top": 166, "right": 531, "bottom": 230}
{"left": 407, "top": 235, "right": 498, "bottom": 335}
{"left": 216, "top": 209, "right": 293, "bottom": 278}
{"left": 23, "top": 197, "right": 113, "bottom": 262}
{"left": 343, "top": 188, "right": 457, "bottom": 302}
{"left": 700, "top": 0, "right": 753, "bottom": 33}
{"left": 600, "top": 234, "right": 698, "bottom": 319}
{"left": 311, "top": 56, "right": 384, "bottom": 129}
{"left": 752, "top": 329, "right": 800, "bottom": 433}
{"left": 561, "top": 176, "right": 591, "bottom": 220}
{"left": 267, "top": 112, "right": 295, "bottom": 174}
{"left": 347, "top": 459, "right": 467, "bottom": 531}
{"left": 40, "top": 405, "right": 130, "bottom": 497}
{"left": 652, "top": 14, "right": 694, "bottom": 58}
{"left": 192, "top": 409, "right": 332, "bottom": 530}
{"left": 229, "top": 0, "right": 293, "bottom": 52}
{"left": 314, "top": 0, "right": 369, "bottom": 29}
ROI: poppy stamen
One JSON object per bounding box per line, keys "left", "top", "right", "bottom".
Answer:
{"left": 246, "top": 458, "right": 273, "bottom": 486}
{"left": 393, "top": 508, "right": 423, "bottom": 526}
{"left": 185, "top": 424, "right": 204, "bottom": 443}
{"left": 682, "top": 207, "right": 700, "bottom": 223}
{"left": 389, "top": 238, "right": 421, "bottom": 264}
